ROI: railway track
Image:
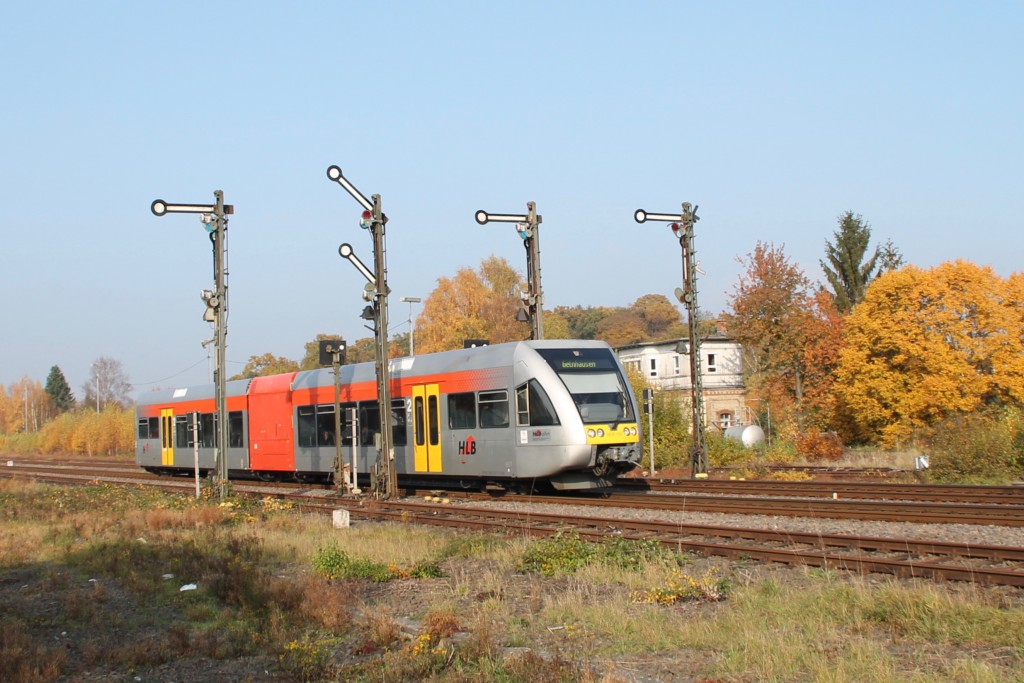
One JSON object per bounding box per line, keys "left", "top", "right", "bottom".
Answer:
{"left": 623, "top": 477, "right": 1024, "bottom": 505}
{"left": 7, "top": 459, "right": 1024, "bottom": 526}
{"left": 6, "top": 460, "right": 1024, "bottom": 587}
{"left": 307, "top": 499, "right": 1024, "bottom": 588}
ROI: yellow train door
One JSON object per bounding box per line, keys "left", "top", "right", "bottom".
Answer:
{"left": 161, "top": 408, "right": 174, "bottom": 466}
{"left": 412, "top": 384, "right": 442, "bottom": 473}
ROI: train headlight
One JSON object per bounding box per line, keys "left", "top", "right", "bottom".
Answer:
{"left": 587, "top": 429, "right": 596, "bottom": 438}
{"left": 625, "top": 427, "right": 635, "bottom": 436}
{"left": 597, "top": 428, "right": 605, "bottom": 438}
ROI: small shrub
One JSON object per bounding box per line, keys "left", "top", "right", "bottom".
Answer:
{"left": 794, "top": 428, "right": 844, "bottom": 462}
{"left": 633, "top": 567, "right": 729, "bottom": 605}
{"left": 517, "top": 530, "right": 596, "bottom": 576}
{"left": 279, "top": 632, "right": 333, "bottom": 683}
{"left": 927, "top": 408, "right": 1024, "bottom": 483}
{"left": 311, "top": 545, "right": 439, "bottom": 582}
{"left": 424, "top": 609, "right": 461, "bottom": 640}
{"left": 0, "top": 617, "right": 68, "bottom": 682}
{"left": 599, "top": 536, "right": 667, "bottom": 570}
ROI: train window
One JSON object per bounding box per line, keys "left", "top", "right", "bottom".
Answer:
{"left": 516, "top": 380, "right": 559, "bottom": 427}
{"left": 148, "top": 417, "right": 159, "bottom": 439}
{"left": 316, "top": 405, "right": 336, "bottom": 447}
{"left": 479, "top": 391, "right": 509, "bottom": 429}
{"left": 175, "top": 415, "right": 194, "bottom": 448}
{"left": 414, "top": 397, "right": 425, "bottom": 447}
{"left": 391, "top": 399, "right": 407, "bottom": 447}
{"left": 137, "top": 419, "right": 151, "bottom": 439}
{"left": 297, "top": 406, "right": 316, "bottom": 448}
{"left": 200, "top": 413, "right": 215, "bottom": 448}
{"left": 448, "top": 392, "right": 476, "bottom": 429}
{"left": 428, "top": 395, "right": 439, "bottom": 445}
{"left": 359, "top": 403, "right": 380, "bottom": 446}
{"left": 229, "top": 411, "right": 245, "bottom": 448}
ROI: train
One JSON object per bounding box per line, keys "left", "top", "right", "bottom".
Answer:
{"left": 136, "top": 339, "right": 643, "bottom": 490}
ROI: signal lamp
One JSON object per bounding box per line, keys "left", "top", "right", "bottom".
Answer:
{"left": 360, "top": 210, "right": 373, "bottom": 229}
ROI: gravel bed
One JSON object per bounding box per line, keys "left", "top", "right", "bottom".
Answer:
{"left": 458, "top": 498, "right": 1024, "bottom": 548}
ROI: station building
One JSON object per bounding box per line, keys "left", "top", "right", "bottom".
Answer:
{"left": 614, "top": 333, "right": 750, "bottom": 432}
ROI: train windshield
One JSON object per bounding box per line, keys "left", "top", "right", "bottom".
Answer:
{"left": 535, "top": 348, "right": 635, "bottom": 424}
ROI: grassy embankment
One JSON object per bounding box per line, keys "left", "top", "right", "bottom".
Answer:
{"left": 2, "top": 478, "right": 1024, "bottom": 682}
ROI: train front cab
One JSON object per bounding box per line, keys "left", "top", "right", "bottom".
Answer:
{"left": 517, "top": 342, "right": 642, "bottom": 489}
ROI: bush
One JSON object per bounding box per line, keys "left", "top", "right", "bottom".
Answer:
{"left": 926, "top": 408, "right": 1024, "bottom": 484}
{"left": 2, "top": 407, "right": 136, "bottom": 457}
{"left": 794, "top": 427, "right": 844, "bottom": 462}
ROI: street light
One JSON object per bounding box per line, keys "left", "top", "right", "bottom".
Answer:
{"left": 400, "top": 297, "right": 421, "bottom": 356}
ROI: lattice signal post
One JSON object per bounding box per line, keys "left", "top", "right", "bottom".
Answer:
{"left": 151, "top": 192, "right": 234, "bottom": 497}
{"left": 327, "top": 166, "right": 397, "bottom": 499}
{"left": 634, "top": 203, "right": 708, "bottom": 477}
{"left": 475, "top": 203, "right": 544, "bottom": 340}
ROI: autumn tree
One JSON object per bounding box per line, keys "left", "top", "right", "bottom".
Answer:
{"left": 416, "top": 256, "right": 530, "bottom": 353}
{"left": 592, "top": 295, "right": 685, "bottom": 347}
{"left": 0, "top": 378, "right": 50, "bottom": 433}
{"left": 45, "top": 365, "right": 75, "bottom": 413}
{"left": 724, "top": 242, "right": 837, "bottom": 432}
{"left": 553, "top": 305, "right": 614, "bottom": 339}
{"left": 834, "top": 261, "right": 1024, "bottom": 446}
{"left": 345, "top": 337, "right": 377, "bottom": 364}
{"left": 83, "top": 357, "right": 132, "bottom": 411}
{"left": 230, "top": 353, "right": 299, "bottom": 380}
{"left": 595, "top": 309, "right": 647, "bottom": 347}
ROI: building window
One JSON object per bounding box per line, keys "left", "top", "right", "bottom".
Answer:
{"left": 674, "top": 356, "right": 681, "bottom": 375}
{"left": 649, "top": 358, "right": 657, "bottom": 378}
{"left": 718, "top": 411, "right": 733, "bottom": 428}
{"left": 707, "top": 353, "right": 717, "bottom": 373}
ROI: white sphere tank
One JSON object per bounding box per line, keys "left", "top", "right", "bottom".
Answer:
{"left": 724, "top": 424, "right": 765, "bottom": 448}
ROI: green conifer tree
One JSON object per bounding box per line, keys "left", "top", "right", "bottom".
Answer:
{"left": 45, "top": 365, "right": 76, "bottom": 412}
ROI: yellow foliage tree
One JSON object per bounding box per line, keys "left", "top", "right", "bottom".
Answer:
{"left": 835, "top": 261, "right": 1024, "bottom": 446}
{"left": 416, "top": 256, "right": 530, "bottom": 353}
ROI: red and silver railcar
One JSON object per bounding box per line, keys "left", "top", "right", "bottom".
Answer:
{"left": 136, "top": 339, "right": 641, "bottom": 489}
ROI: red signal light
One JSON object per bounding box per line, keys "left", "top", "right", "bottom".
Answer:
{"left": 359, "top": 210, "right": 373, "bottom": 230}
{"left": 670, "top": 223, "right": 682, "bottom": 237}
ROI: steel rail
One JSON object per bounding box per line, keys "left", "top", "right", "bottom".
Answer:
{"left": 336, "top": 501, "right": 1024, "bottom": 587}
{"left": 623, "top": 478, "right": 1024, "bottom": 504}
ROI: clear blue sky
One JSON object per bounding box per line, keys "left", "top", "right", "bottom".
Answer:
{"left": 1, "top": 2, "right": 1021, "bottom": 398}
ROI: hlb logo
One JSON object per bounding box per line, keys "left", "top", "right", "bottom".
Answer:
{"left": 458, "top": 436, "right": 477, "bottom": 455}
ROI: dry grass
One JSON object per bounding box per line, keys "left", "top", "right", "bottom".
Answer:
{"left": 4, "top": 478, "right": 1024, "bottom": 682}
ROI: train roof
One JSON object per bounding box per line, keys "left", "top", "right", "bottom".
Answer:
{"left": 137, "top": 378, "right": 252, "bottom": 407}
{"left": 138, "top": 339, "right": 618, "bottom": 405}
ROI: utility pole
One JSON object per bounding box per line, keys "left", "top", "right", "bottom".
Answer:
{"left": 151, "top": 193, "right": 234, "bottom": 497}
{"left": 634, "top": 203, "right": 708, "bottom": 477}
{"left": 475, "top": 203, "right": 544, "bottom": 339}
{"left": 400, "top": 296, "right": 421, "bottom": 356}
{"left": 327, "top": 166, "right": 397, "bottom": 499}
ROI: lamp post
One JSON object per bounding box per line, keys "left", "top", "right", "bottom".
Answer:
{"left": 400, "top": 297, "right": 421, "bottom": 356}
